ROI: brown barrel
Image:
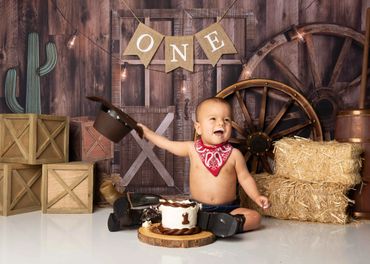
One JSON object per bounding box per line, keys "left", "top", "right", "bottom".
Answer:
{"left": 335, "top": 109, "right": 370, "bottom": 219}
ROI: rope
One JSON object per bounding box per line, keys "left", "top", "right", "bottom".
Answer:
{"left": 120, "top": 0, "right": 142, "bottom": 24}
{"left": 217, "top": 0, "right": 239, "bottom": 23}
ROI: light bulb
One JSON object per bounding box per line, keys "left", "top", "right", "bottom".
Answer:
{"left": 121, "top": 62, "right": 128, "bottom": 80}
{"left": 67, "top": 32, "right": 77, "bottom": 49}
{"left": 181, "top": 75, "right": 187, "bottom": 93}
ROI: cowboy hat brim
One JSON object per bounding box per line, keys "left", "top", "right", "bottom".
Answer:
{"left": 87, "top": 96, "right": 143, "bottom": 142}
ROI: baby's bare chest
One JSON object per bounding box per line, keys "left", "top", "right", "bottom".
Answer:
{"left": 189, "top": 151, "right": 236, "bottom": 179}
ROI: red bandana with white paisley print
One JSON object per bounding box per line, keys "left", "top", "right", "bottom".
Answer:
{"left": 194, "top": 138, "right": 233, "bottom": 176}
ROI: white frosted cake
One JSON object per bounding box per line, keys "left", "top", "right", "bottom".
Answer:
{"left": 158, "top": 199, "right": 200, "bottom": 235}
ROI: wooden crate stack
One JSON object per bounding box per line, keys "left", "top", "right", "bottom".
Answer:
{"left": 69, "top": 116, "right": 114, "bottom": 207}
{"left": 0, "top": 114, "right": 106, "bottom": 215}
{"left": 0, "top": 114, "right": 71, "bottom": 215}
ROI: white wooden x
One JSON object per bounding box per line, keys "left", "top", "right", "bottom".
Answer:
{"left": 122, "top": 112, "right": 174, "bottom": 186}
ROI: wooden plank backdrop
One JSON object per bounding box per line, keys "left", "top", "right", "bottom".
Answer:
{"left": 0, "top": 0, "right": 369, "bottom": 194}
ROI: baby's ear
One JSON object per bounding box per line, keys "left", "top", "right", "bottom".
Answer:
{"left": 194, "top": 121, "right": 201, "bottom": 135}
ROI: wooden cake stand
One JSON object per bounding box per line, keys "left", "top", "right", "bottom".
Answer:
{"left": 138, "top": 223, "right": 216, "bottom": 248}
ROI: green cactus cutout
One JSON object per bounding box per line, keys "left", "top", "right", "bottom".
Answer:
{"left": 5, "top": 68, "right": 24, "bottom": 113}
{"left": 4, "top": 32, "right": 57, "bottom": 114}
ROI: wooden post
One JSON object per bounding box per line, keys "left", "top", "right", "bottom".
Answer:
{"left": 360, "top": 8, "right": 370, "bottom": 109}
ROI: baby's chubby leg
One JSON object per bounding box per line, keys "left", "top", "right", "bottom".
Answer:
{"left": 230, "top": 208, "right": 262, "bottom": 232}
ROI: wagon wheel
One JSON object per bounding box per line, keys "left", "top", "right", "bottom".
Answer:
{"left": 216, "top": 79, "right": 322, "bottom": 174}
{"left": 239, "top": 23, "right": 366, "bottom": 140}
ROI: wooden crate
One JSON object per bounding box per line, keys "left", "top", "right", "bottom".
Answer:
{"left": 69, "top": 116, "right": 113, "bottom": 162}
{"left": 0, "top": 163, "right": 42, "bottom": 216}
{"left": 42, "top": 162, "right": 94, "bottom": 214}
{"left": 0, "top": 114, "right": 69, "bottom": 164}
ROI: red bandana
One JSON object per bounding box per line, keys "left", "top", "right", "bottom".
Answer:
{"left": 194, "top": 138, "right": 233, "bottom": 176}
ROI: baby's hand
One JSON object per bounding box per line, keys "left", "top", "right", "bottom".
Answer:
{"left": 137, "top": 123, "right": 148, "bottom": 135}
{"left": 256, "top": 195, "right": 270, "bottom": 210}
{"left": 136, "top": 123, "right": 145, "bottom": 130}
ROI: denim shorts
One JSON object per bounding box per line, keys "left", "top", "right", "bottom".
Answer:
{"left": 194, "top": 200, "right": 240, "bottom": 213}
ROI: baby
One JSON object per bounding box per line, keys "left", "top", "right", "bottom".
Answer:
{"left": 137, "top": 97, "right": 270, "bottom": 237}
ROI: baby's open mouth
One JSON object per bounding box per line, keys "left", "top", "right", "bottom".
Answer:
{"left": 213, "top": 129, "right": 224, "bottom": 136}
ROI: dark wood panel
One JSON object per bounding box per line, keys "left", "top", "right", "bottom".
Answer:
{"left": 49, "top": 35, "right": 80, "bottom": 115}
{"left": 46, "top": 0, "right": 110, "bottom": 116}
{"left": 79, "top": 0, "right": 110, "bottom": 116}
{"left": 118, "top": 17, "right": 145, "bottom": 106}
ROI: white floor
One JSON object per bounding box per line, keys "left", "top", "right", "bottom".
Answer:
{"left": 1, "top": 208, "right": 370, "bottom": 264}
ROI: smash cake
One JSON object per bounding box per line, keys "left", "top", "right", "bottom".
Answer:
{"left": 158, "top": 199, "right": 200, "bottom": 235}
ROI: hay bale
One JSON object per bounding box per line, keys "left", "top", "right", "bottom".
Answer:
{"left": 241, "top": 173, "right": 352, "bottom": 224}
{"left": 274, "top": 137, "right": 363, "bottom": 186}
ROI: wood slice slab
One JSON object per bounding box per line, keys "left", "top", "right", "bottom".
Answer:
{"left": 138, "top": 223, "right": 216, "bottom": 248}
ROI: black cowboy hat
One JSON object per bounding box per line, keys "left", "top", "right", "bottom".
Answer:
{"left": 87, "top": 96, "right": 143, "bottom": 143}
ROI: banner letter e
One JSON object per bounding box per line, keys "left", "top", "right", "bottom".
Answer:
{"left": 195, "top": 23, "right": 237, "bottom": 66}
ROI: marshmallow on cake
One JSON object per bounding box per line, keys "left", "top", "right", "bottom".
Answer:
{"left": 158, "top": 199, "right": 200, "bottom": 235}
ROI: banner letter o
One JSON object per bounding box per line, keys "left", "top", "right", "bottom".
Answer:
{"left": 136, "top": 34, "right": 154, "bottom": 52}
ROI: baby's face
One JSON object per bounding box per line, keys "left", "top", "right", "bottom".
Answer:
{"left": 195, "top": 101, "right": 232, "bottom": 146}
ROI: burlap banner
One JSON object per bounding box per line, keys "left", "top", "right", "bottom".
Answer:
{"left": 195, "top": 23, "right": 237, "bottom": 66}
{"left": 123, "top": 23, "right": 164, "bottom": 68}
{"left": 165, "top": 36, "right": 194, "bottom": 73}
{"left": 123, "top": 22, "right": 237, "bottom": 71}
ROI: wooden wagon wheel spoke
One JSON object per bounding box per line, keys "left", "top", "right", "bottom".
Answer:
{"left": 235, "top": 90, "right": 255, "bottom": 132}
{"left": 266, "top": 150, "right": 275, "bottom": 160}
{"left": 244, "top": 151, "right": 252, "bottom": 162}
{"left": 228, "top": 137, "right": 244, "bottom": 144}
{"left": 304, "top": 34, "right": 322, "bottom": 89}
{"left": 231, "top": 121, "right": 248, "bottom": 138}
{"left": 264, "top": 99, "right": 294, "bottom": 135}
{"left": 258, "top": 86, "right": 268, "bottom": 130}
{"left": 348, "top": 74, "right": 362, "bottom": 88}
{"left": 328, "top": 37, "right": 352, "bottom": 88}
{"left": 347, "top": 69, "right": 370, "bottom": 88}
{"left": 260, "top": 156, "right": 272, "bottom": 174}
{"left": 337, "top": 74, "right": 369, "bottom": 98}
{"left": 271, "top": 120, "right": 312, "bottom": 140}
{"left": 269, "top": 54, "right": 307, "bottom": 94}
{"left": 337, "top": 70, "right": 370, "bottom": 96}
{"left": 251, "top": 156, "right": 259, "bottom": 174}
